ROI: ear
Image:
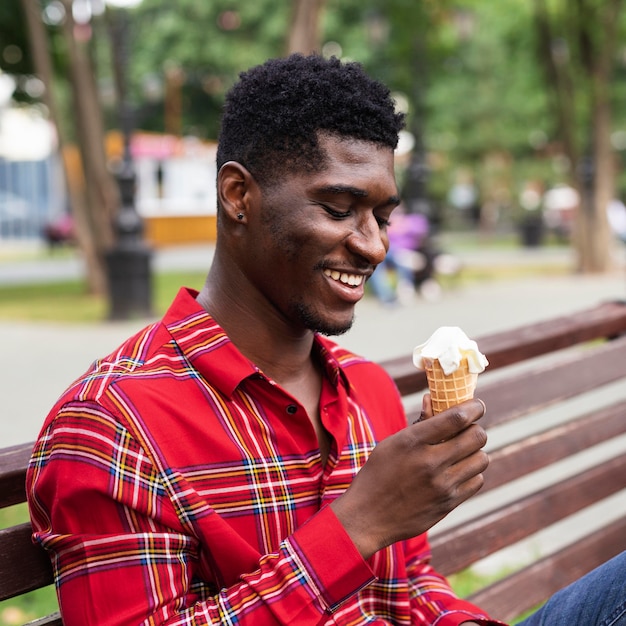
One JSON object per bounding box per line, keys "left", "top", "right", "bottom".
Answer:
{"left": 217, "top": 161, "right": 258, "bottom": 224}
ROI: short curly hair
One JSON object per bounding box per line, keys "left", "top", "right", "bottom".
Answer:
{"left": 216, "top": 54, "right": 405, "bottom": 187}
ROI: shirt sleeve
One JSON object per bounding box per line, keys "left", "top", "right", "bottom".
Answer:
{"left": 403, "top": 535, "right": 508, "bottom": 626}
{"left": 26, "top": 402, "right": 375, "bottom": 626}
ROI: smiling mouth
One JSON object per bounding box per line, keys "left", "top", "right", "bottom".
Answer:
{"left": 323, "top": 268, "right": 364, "bottom": 287}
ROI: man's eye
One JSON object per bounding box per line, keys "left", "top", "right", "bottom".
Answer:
{"left": 323, "top": 205, "right": 351, "bottom": 219}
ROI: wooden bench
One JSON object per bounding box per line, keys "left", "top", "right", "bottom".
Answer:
{"left": 2, "top": 300, "right": 626, "bottom": 625}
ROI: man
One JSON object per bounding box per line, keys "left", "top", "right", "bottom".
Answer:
{"left": 27, "top": 54, "right": 624, "bottom": 625}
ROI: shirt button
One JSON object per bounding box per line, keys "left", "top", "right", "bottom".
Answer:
{"left": 286, "top": 404, "right": 298, "bottom": 415}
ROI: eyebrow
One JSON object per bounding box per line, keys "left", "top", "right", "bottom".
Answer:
{"left": 316, "top": 184, "right": 401, "bottom": 207}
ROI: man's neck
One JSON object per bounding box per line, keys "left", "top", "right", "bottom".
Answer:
{"left": 197, "top": 271, "right": 329, "bottom": 464}
{"left": 196, "top": 281, "right": 316, "bottom": 387}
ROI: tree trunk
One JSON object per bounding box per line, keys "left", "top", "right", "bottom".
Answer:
{"left": 19, "top": 0, "right": 106, "bottom": 293}
{"left": 532, "top": 0, "right": 622, "bottom": 273}
{"left": 287, "top": 0, "right": 327, "bottom": 55}
{"left": 59, "top": 0, "right": 118, "bottom": 295}
{"left": 576, "top": 77, "right": 615, "bottom": 272}
{"left": 573, "top": 0, "right": 622, "bottom": 273}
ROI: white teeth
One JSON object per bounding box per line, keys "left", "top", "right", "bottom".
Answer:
{"left": 323, "top": 269, "right": 363, "bottom": 286}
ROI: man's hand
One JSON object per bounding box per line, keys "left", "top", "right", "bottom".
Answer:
{"left": 331, "top": 398, "right": 488, "bottom": 559}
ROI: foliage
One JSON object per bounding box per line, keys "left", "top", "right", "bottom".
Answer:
{"left": 122, "top": 0, "right": 396, "bottom": 138}
{"left": 3, "top": 1, "right": 626, "bottom": 247}
{"left": 0, "top": 0, "right": 32, "bottom": 75}
{"left": 118, "top": 0, "right": 291, "bottom": 138}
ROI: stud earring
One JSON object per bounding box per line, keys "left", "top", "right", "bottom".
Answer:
{"left": 237, "top": 213, "right": 244, "bottom": 220}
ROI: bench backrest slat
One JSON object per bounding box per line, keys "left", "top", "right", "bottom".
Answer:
{"left": 475, "top": 299, "right": 626, "bottom": 369}
{"left": 431, "top": 453, "right": 626, "bottom": 576}
{"left": 479, "top": 334, "right": 626, "bottom": 428}
{"left": 381, "top": 301, "right": 626, "bottom": 396}
{"left": 404, "top": 334, "right": 626, "bottom": 426}
{"left": 0, "top": 522, "right": 54, "bottom": 601}
{"left": 0, "top": 443, "right": 33, "bottom": 509}
{"left": 467, "top": 515, "right": 626, "bottom": 623}
{"left": 484, "top": 401, "right": 626, "bottom": 491}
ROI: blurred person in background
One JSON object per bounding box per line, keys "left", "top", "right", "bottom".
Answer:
{"left": 367, "top": 204, "right": 431, "bottom": 305}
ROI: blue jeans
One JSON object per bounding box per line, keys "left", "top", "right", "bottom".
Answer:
{"left": 518, "top": 550, "right": 626, "bottom": 625}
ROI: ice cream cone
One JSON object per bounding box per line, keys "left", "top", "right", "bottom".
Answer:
{"left": 423, "top": 356, "right": 478, "bottom": 414}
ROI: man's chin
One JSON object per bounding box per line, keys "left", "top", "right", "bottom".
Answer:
{"left": 295, "top": 303, "right": 354, "bottom": 337}
{"left": 315, "top": 320, "right": 353, "bottom": 337}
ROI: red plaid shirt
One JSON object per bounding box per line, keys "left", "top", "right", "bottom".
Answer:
{"left": 27, "top": 288, "right": 502, "bottom": 625}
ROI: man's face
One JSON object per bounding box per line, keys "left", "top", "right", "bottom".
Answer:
{"left": 243, "top": 134, "right": 400, "bottom": 336}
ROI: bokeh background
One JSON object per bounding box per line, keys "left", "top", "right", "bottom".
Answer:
{"left": 2, "top": 1, "right": 626, "bottom": 623}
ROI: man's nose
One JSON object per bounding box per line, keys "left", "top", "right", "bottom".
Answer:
{"left": 346, "top": 215, "right": 388, "bottom": 265}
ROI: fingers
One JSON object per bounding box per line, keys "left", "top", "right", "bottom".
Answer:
{"left": 451, "top": 436, "right": 490, "bottom": 479}
{"left": 411, "top": 398, "right": 486, "bottom": 445}
{"left": 410, "top": 395, "right": 432, "bottom": 424}
{"left": 448, "top": 447, "right": 490, "bottom": 503}
{"left": 422, "top": 393, "right": 433, "bottom": 419}
{"left": 332, "top": 398, "right": 490, "bottom": 556}
{"left": 430, "top": 424, "right": 489, "bottom": 506}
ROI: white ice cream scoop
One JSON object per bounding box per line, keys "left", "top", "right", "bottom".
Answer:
{"left": 413, "top": 326, "right": 489, "bottom": 376}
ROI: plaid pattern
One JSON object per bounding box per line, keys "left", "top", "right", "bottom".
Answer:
{"left": 27, "top": 288, "right": 502, "bottom": 625}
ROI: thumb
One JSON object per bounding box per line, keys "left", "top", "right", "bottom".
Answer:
{"left": 420, "top": 393, "right": 434, "bottom": 421}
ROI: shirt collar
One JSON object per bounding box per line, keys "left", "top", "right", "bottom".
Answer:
{"left": 162, "top": 287, "right": 351, "bottom": 398}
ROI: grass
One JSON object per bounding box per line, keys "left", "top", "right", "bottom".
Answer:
{"left": 449, "top": 567, "right": 543, "bottom": 624}
{"left": 0, "top": 270, "right": 206, "bottom": 323}
{"left": 0, "top": 588, "right": 58, "bottom": 626}
{"left": 0, "top": 505, "right": 58, "bottom": 626}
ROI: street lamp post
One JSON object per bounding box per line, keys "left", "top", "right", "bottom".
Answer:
{"left": 105, "top": 0, "right": 153, "bottom": 320}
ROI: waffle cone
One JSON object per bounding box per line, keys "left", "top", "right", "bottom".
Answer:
{"left": 424, "top": 357, "right": 477, "bottom": 414}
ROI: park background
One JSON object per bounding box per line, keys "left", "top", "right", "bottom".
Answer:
{"left": 1, "top": 1, "right": 626, "bottom": 624}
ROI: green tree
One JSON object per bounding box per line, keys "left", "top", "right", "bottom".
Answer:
{"left": 410, "top": 1, "right": 551, "bottom": 228}
{"left": 127, "top": 0, "right": 290, "bottom": 138}
{"left": 7, "top": 0, "right": 625, "bottom": 279}
{"left": 0, "top": 0, "right": 35, "bottom": 88}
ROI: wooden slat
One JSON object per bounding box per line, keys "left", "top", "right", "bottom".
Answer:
{"left": 0, "top": 522, "right": 54, "bottom": 601}
{"left": 382, "top": 301, "right": 626, "bottom": 397}
{"left": 431, "top": 454, "right": 626, "bottom": 576}
{"left": 381, "top": 356, "right": 427, "bottom": 397}
{"left": 467, "top": 516, "right": 626, "bottom": 623}
{"left": 483, "top": 400, "right": 626, "bottom": 491}
{"left": 476, "top": 299, "right": 626, "bottom": 369}
{"left": 404, "top": 335, "right": 626, "bottom": 426}
{"left": 478, "top": 334, "right": 626, "bottom": 428}
{"left": 0, "top": 442, "right": 33, "bottom": 508}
